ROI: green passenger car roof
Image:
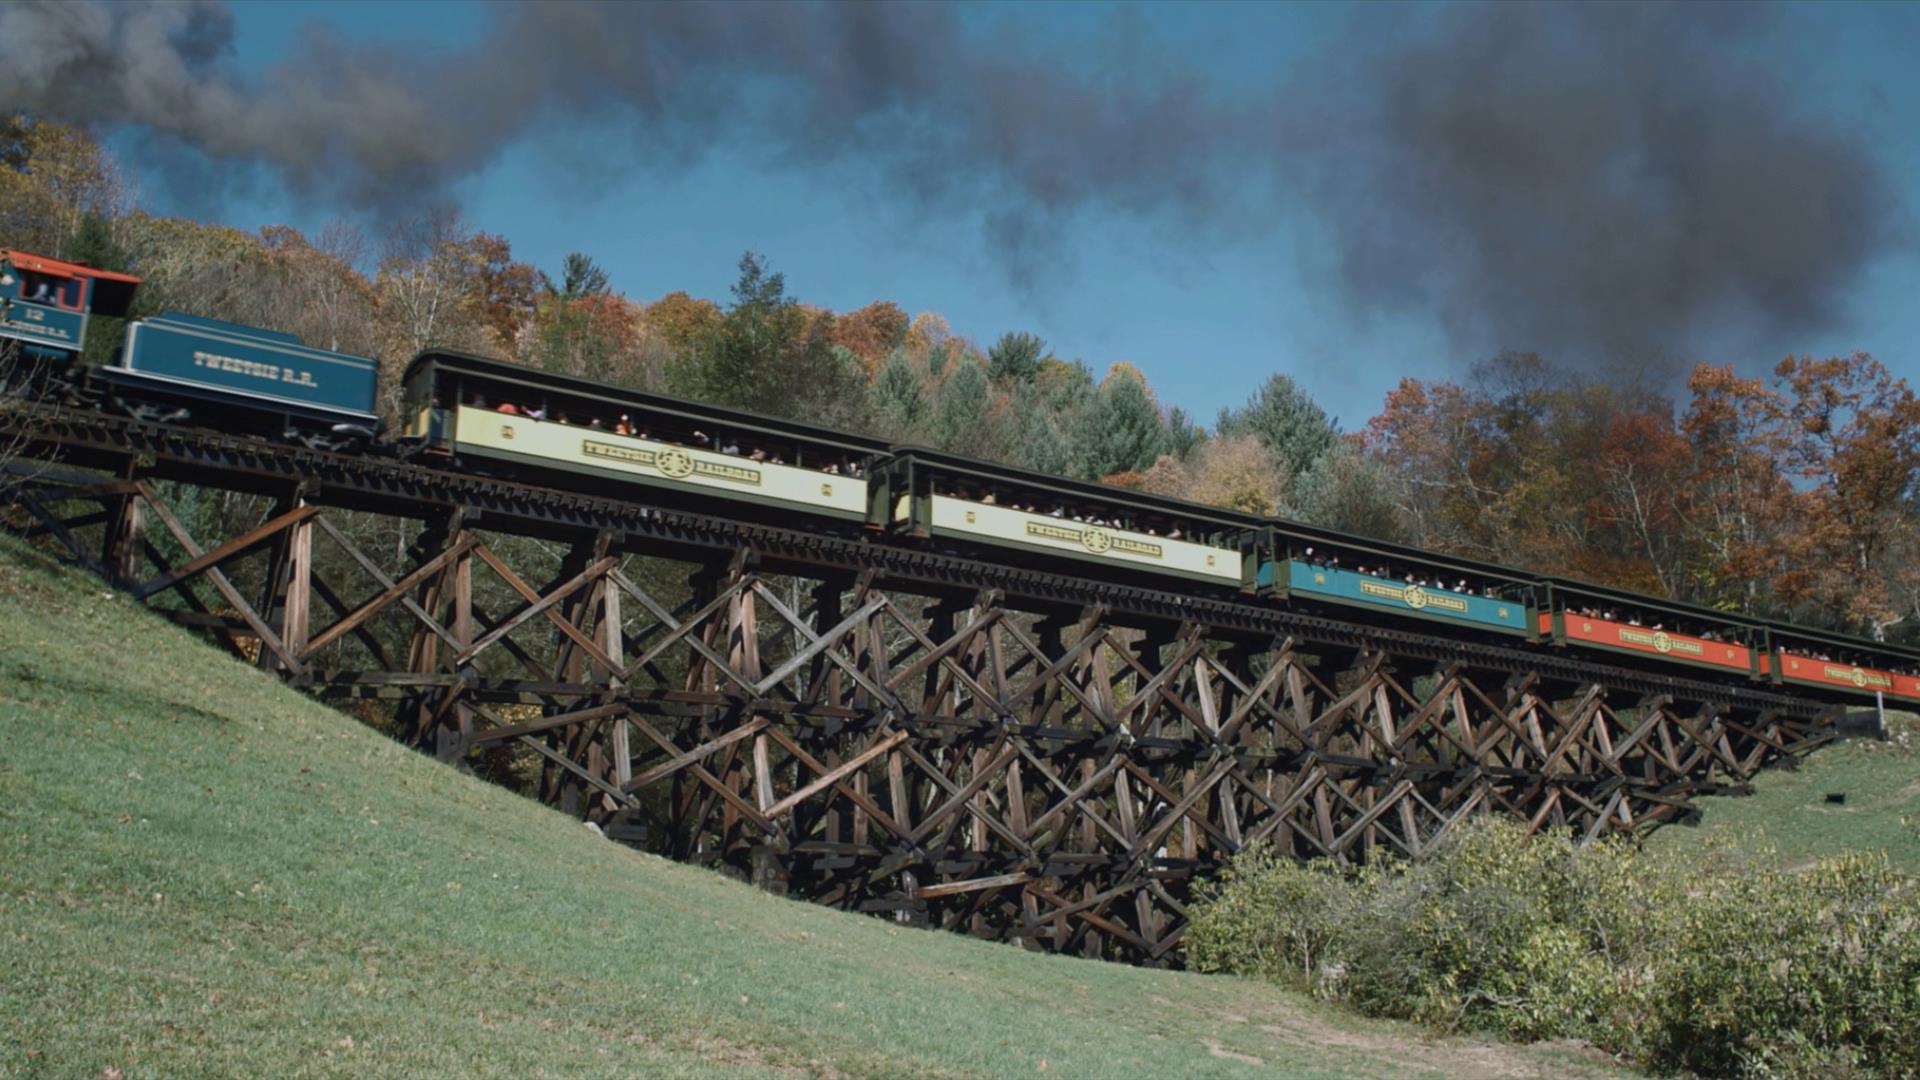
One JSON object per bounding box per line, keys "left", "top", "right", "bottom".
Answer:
{"left": 1266, "top": 518, "right": 1537, "bottom": 586}
{"left": 1764, "top": 619, "right": 1920, "bottom": 661}
{"left": 1537, "top": 574, "right": 1772, "bottom": 632}
{"left": 404, "top": 349, "right": 892, "bottom": 456}
{"left": 886, "top": 445, "right": 1261, "bottom": 531}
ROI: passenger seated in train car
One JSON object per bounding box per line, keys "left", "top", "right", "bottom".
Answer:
{"left": 448, "top": 376, "right": 879, "bottom": 480}
{"left": 1317, "top": 551, "right": 1508, "bottom": 600}
{"left": 929, "top": 476, "right": 1222, "bottom": 547}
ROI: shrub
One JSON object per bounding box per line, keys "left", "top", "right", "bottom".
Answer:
{"left": 1188, "top": 817, "right": 1920, "bottom": 1078}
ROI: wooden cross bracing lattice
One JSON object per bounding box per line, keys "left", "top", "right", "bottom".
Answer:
{"left": 3, "top": 468, "right": 1839, "bottom": 966}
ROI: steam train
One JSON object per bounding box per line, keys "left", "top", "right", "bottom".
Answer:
{"left": 6, "top": 247, "right": 1918, "bottom": 707}
{"left": 0, "top": 250, "right": 380, "bottom": 450}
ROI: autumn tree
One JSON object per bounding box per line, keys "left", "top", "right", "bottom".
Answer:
{"left": 373, "top": 206, "right": 492, "bottom": 420}
{"left": 469, "top": 232, "right": 538, "bottom": 351}
{"left": 537, "top": 293, "right": 651, "bottom": 384}
{"left": 1366, "top": 355, "right": 1702, "bottom": 592}
{"left": 1682, "top": 364, "right": 1797, "bottom": 615}
{"left": 1144, "top": 434, "right": 1288, "bottom": 516}
{"left": 641, "top": 291, "right": 722, "bottom": 359}
{"left": 118, "top": 214, "right": 274, "bottom": 326}
{"left": 832, "top": 301, "right": 909, "bottom": 373}
{"left": 0, "top": 117, "right": 125, "bottom": 258}
{"left": 1365, "top": 377, "right": 1493, "bottom": 554}
{"left": 1769, "top": 354, "right": 1920, "bottom": 629}
{"left": 258, "top": 221, "right": 378, "bottom": 356}
{"left": 906, "top": 311, "right": 951, "bottom": 358}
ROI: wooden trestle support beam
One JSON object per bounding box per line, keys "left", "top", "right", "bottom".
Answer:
{"left": 4, "top": 466, "right": 1839, "bottom": 965}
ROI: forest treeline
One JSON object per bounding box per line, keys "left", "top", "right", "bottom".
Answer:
{"left": 5, "top": 115, "right": 1918, "bottom": 643}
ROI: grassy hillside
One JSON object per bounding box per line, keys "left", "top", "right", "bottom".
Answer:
{"left": 0, "top": 533, "right": 1627, "bottom": 1079}
{"left": 1648, "top": 710, "right": 1920, "bottom": 875}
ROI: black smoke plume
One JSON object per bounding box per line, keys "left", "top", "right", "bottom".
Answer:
{"left": 0, "top": 0, "right": 1903, "bottom": 364}
{"left": 1290, "top": 3, "right": 1904, "bottom": 363}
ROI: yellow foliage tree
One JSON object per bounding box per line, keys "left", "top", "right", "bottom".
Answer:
{"left": 1143, "top": 435, "right": 1287, "bottom": 516}
{"left": 0, "top": 116, "right": 125, "bottom": 258}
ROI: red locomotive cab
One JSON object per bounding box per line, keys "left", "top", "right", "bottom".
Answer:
{"left": 1, "top": 249, "right": 141, "bottom": 317}
{"left": 1, "top": 249, "right": 142, "bottom": 359}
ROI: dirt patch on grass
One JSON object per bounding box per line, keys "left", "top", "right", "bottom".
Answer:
{"left": 688, "top": 1035, "right": 845, "bottom": 1079}
{"left": 1205, "top": 1041, "right": 1264, "bottom": 1065}
{"left": 1159, "top": 991, "right": 1622, "bottom": 1078}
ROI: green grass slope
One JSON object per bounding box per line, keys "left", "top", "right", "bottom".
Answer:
{"left": 1648, "top": 710, "right": 1920, "bottom": 875}
{"left": 0, "top": 533, "right": 1629, "bottom": 1079}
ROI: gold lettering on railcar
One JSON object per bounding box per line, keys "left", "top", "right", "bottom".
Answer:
{"left": 1825, "top": 665, "right": 1889, "bottom": 689}
{"left": 1021, "top": 520, "right": 1162, "bottom": 558}
{"left": 582, "top": 440, "right": 656, "bottom": 466}
{"left": 1357, "top": 579, "right": 1469, "bottom": 614}
{"left": 694, "top": 459, "right": 760, "bottom": 485}
{"left": 580, "top": 440, "right": 760, "bottom": 486}
{"left": 1026, "top": 521, "right": 1081, "bottom": 544}
{"left": 655, "top": 448, "right": 695, "bottom": 479}
{"left": 1618, "top": 628, "right": 1703, "bottom": 656}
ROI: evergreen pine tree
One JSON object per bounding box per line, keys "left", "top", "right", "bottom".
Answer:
{"left": 872, "top": 348, "right": 927, "bottom": 440}
{"left": 987, "top": 331, "right": 1046, "bottom": 384}
{"left": 1217, "top": 373, "right": 1337, "bottom": 479}
{"left": 1071, "top": 370, "right": 1167, "bottom": 480}
{"left": 929, "top": 359, "right": 991, "bottom": 455}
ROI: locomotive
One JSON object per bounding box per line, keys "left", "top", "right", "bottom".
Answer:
{"left": 5, "top": 246, "right": 1918, "bottom": 706}
{"left": 0, "top": 249, "right": 380, "bottom": 450}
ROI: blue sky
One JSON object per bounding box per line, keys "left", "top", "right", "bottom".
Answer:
{"left": 124, "top": 0, "right": 1920, "bottom": 429}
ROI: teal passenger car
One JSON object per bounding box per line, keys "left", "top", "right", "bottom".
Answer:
{"left": 1247, "top": 526, "right": 1538, "bottom": 638}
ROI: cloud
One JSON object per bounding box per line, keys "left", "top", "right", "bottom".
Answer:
{"left": 0, "top": 0, "right": 1904, "bottom": 368}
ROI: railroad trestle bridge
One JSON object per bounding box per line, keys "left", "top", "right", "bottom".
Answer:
{"left": 1, "top": 404, "right": 1839, "bottom": 964}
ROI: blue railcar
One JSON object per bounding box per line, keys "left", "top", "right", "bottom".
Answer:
{"left": 100, "top": 311, "right": 380, "bottom": 447}
{"left": 1286, "top": 560, "right": 1534, "bottom": 636}
{"left": 1244, "top": 525, "right": 1538, "bottom": 638}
